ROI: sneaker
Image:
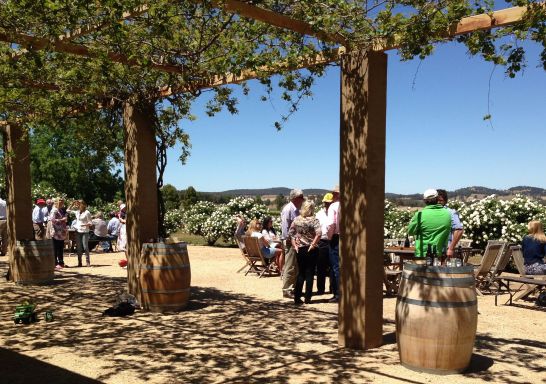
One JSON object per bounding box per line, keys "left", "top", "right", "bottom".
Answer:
{"left": 328, "top": 296, "right": 339, "bottom": 303}
{"left": 55, "top": 265, "right": 63, "bottom": 270}
{"left": 282, "top": 290, "right": 294, "bottom": 299}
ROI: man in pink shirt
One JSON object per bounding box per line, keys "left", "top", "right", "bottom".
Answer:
{"left": 326, "top": 185, "right": 340, "bottom": 303}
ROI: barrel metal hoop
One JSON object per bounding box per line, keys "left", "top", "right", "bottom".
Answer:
{"left": 142, "top": 288, "right": 190, "bottom": 294}
{"left": 397, "top": 296, "right": 477, "bottom": 308}
{"left": 402, "top": 272, "right": 476, "bottom": 287}
{"left": 139, "top": 264, "right": 190, "bottom": 270}
{"left": 403, "top": 263, "right": 475, "bottom": 273}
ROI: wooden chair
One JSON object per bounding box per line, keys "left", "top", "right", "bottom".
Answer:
{"left": 510, "top": 245, "right": 546, "bottom": 301}
{"left": 474, "top": 241, "right": 507, "bottom": 295}
{"left": 458, "top": 238, "right": 473, "bottom": 248}
{"left": 242, "top": 236, "right": 280, "bottom": 278}
{"left": 236, "top": 235, "right": 261, "bottom": 276}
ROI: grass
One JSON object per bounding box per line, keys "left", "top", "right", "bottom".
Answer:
{"left": 169, "top": 230, "right": 235, "bottom": 248}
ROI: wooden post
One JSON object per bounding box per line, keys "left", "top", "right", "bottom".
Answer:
{"left": 123, "top": 100, "right": 159, "bottom": 304}
{"left": 338, "top": 49, "right": 387, "bottom": 349}
{"left": 2, "top": 124, "right": 34, "bottom": 266}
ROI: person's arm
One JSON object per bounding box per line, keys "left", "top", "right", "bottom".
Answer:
{"left": 449, "top": 229, "right": 464, "bottom": 254}
{"left": 407, "top": 212, "right": 418, "bottom": 236}
{"left": 309, "top": 220, "right": 322, "bottom": 251}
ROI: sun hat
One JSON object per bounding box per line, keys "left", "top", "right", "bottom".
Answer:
{"left": 423, "top": 189, "right": 438, "bottom": 199}
{"left": 322, "top": 193, "right": 334, "bottom": 203}
{"left": 332, "top": 185, "right": 340, "bottom": 193}
{"left": 36, "top": 198, "right": 46, "bottom": 205}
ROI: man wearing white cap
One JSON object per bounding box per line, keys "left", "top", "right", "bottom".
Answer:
{"left": 407, "top": 189, "right": 451, "bottom": 258}
{"left": 280, "top": 188, "right": 304, "bottom": 298}
{"left": 326, "top": 185, "right": 340, "bottom": 303}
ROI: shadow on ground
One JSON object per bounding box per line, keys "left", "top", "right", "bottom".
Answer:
{"left": 0, "top": 259, "right": 544, "bottom": 384}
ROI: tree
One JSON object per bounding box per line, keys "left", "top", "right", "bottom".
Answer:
{"left": 180, "top": 186, "right": 199, "bottom": 210}
{"left": 275, "top": 194, "right": 287, "bottom": 211}
{"left": 161, "top": 184, "right": 180, "bottom": 211}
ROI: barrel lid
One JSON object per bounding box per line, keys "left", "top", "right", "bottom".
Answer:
{"left": 403, "top": 263, "right": 475, "bottom": 273}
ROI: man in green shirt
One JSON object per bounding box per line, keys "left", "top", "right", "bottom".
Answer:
{"left": 408, "top": 189, "right": 452, "bottom": 257}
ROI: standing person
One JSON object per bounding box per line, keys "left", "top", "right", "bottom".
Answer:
{"left": 407, "top": 189, "right": 452, "bottom": 259}
{"left": 43, "top": 199, "right": 54, "bottom": 222}
{"left": 50, "top": 198, "right": 68, "bottom": 269}
{"left": 288, "top": 200, "right": 321, "bottom": 305}
{"left": 32, "top": 199, "right": 47, "bottom": 240}
{"left": 0, "top": 196, "right": 7, "bottom": 256}
{"left": 107, "top": 212, "right": 121, "bottom": 251}
{"left": 68, "top": 200, "right": 92, "bottom": 267}
{"left": 117, "top": 204, "right": 127, "bottom": 253}
{"left": 437, "top": 189, "right": 464, "bottom": 256}
{"left": 521, "top": 220, "right": 546, "bottom": 275}
{"left": 280, "top": 189, "right": 304, "bottom": 299}
{"left": 315, "top": 193, "right": 333, "bottom": 295}
{"left": 326, "top": 186, "right": 341, "bottom": 303}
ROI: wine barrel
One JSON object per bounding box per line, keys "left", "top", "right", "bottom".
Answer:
{"left": 395, "top": 264, "right": 477, "bottom": 373}
{"left": 13, "top": 240, "right": 55, "bottom": 285}
{"left": 139, "top": 242, "right": 191, "bottom": 313}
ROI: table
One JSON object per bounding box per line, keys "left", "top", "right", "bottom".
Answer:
{"left": 383, "top": 247, "right": 415, "bottom": 295}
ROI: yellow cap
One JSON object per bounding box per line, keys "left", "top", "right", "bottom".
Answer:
{"left": 322, "top": 193, "right": 334, "bottom": 203}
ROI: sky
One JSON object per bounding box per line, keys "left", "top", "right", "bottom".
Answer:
{"left": 162, "top": 39, "right": 546, "bottom": 195}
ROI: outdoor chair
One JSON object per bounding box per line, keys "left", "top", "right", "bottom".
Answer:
{"left": 458, "top": 238, "right": 473, "bottom": 248}
{"left": 474, "top": 241, "right": 507, "bottom": 295}
{"left": 510, "top": 245, "right": 546, "bottom": 301}
{"left": 235, "top": 235, "right": 260, "bottom": 276}
{"left": 242, "top": 236, "right": 280, "bottom": 278}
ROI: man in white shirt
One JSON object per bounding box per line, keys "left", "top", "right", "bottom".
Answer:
{"left": 32, "top": 199, "right": 47, "bottom": 240}
{"left": 315, "top": 193, "right": 333, "bottom": 295}
{"left": 280, "top": 188, "right": 304, "bottom": 298}
{"left": 0, "top": 197, "right": 7, "bottom": 255}
{"left": 326, "top": 186, "right": 340, "bottom": 303}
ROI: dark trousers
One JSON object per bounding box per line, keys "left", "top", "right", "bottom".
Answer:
{"left": 294, "top": 246, "right": 318, "bottom": 302}
{"left": 329, "top": 234, "right": 340, "bottom": 298}
{"left": 52, "top": 239, "right": 65, "bottom": 266}
{"left": 316, "top": 239, "right": 330, "bottom": 294}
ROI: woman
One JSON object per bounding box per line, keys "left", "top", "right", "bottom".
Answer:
{"left": 50, "top": 197, "right": 68, "bottom": 269}
{"left": 246, "top": 219, "right": 282, "bottom": 266}
{"left": 117, "top": 204, "right": 127, "bottom": 253}
{"left": 68, "top": 200, "right": 92, "bottom": 267}
{"left": 288, "top": 200, "right": 321, "bottom": 305}
{"left": 521, "top": 220, "right": 546, "bottom": 275}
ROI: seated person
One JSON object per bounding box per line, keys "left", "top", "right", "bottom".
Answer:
{"left": 89, "top": 212, "right": 111, "bottom": 252}
{"left": 521, "top": 220, "right": 546, "bottom": 275}
{"left": 246, "top": 219, "right": 282, "bottom": 266}
{"left": 234, "top": 214, "right": 246, "bottom": 251}
{"left": 107, "top": 211, "right": 121, "bottom": 250}
{"left": 261, "top": 216, "right": 281, "bottom": 247}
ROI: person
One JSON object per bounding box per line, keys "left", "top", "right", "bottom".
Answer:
{"left": 0, "top": 196, "right": 7, "bottom": 255}
{"left": 288, "top": 200, "right": 321, "bottom": 305}
{"left": 234, "top": 214, "right": 246, "bottom": 249}
{"left": 326, "top": 186, "right": 341, "bottom": 303}
{"left": 246, "top": 219, "right": 282, "bottom": 267}
{"left": 89, "top": 212, "right": 110, "bottom": 252}
{"left": 117, "top": 204, "right": 127, "bottom": 252}
{"left": 261, "top": 215, "right": 283, "bottom": 270}
{"left": 32, "top": 198, "right": 47, "bottom": 240}
{"left": 407, "top": 189, "right": 452, "bottom": 258}
{"left": 521, "top": 220, "right": 546, "bottom": 275}
{"left": 437, "top": 189, "right": 464, "bottom": 256}
{"left": 107, "top": 211, "right": 121, "bottom": 251}
{"left": 68, "top": 200, "right": 92, "bottom": 267}
{"left": 43, "top": 198, "right": 54, "bottom": 222}
{"left": 50, "top": 198, "right": 68, "bottom": 269}
{"left": 315, "top": 192, "right": 333, "bottom": 295}
{"left": 280, "top": 188, "right": 305, "bottom": 299}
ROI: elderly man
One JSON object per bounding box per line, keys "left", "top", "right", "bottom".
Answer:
{"left": 407, "top": 189, "right": 452, "bottom": 258}
{"left": 32, "top": 199, "right": 47, "bottom": 240}
{"left": 326, "top": 185, "right": 340, "bottom": 303}
{"left": 280, "top": 188, "right": 304, "bottom": 299}
{"left": 315, "top": 193, "right": 333, "bottom": 295}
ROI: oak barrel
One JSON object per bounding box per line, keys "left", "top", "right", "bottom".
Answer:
{"left": 13, "top": 240, "right": 55, "bottom": 285}
{"left": 395, "top": 264, "right": 477, "bottom": 373}
{"left": 139, "top": 242, "right": 191, "bottom": 312}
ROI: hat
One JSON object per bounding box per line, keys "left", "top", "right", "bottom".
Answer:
{"left": 332, "top": 185, "right": 340, "bottom": 193}
{"left": 423, "top": 189, "right": 438, "bottom": 199}
{"left": 322, "top": 193, "right": 334, "bottom": 203}
{"left": 120, "top": 204, "right": 126, "bottom": 210}
{"left": 36, "top": 198, "right": 46, "bottom": 205}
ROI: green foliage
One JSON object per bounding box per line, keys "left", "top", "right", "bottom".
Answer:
{"left": 161, "top": 184, "right": 181, "bottom": 211}
{"left": 180, "top": 186, "right": 199, "bottom": 210}
{"left": 274, "top": 194, "right": 287, "bottom": 211}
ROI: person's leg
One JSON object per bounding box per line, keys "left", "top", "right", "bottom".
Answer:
{"left": 53, "top": 239, "right": 62, "bottom": 266}
{"left": 0, "top": 219, "right": 7, "bottom": 255}
{"left": 304, "top": 247, "right": 318, "bottom": 303}
{"left": 328, "top": 235, "right": 340, "bottom": 301}
{"left": 76, "top": 232, "right": 83, "bottom": 266}
{"left": 82, "top": 232, "right": 90, "bottom": 266}
{"left": 282, "top": 242, "right": 298, "bottom": 296}
{"left": 316, "top": 240, "right": 330, "bottom": 294}
{"left": 33, "top": 223, "right": 45, "bottom": 241}
{"left": 293, "top": 249, "right": 305, "bottom": 304}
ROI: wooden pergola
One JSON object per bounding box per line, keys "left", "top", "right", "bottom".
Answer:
{"left": 0, "top": 1, "right": 541, "bottom": 350}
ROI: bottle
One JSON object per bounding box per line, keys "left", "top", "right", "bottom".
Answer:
{"left": 425, "top": 244, "right": 433, "bottom": 267}
{"left": 432, "top": 245, "right": 439, "bottom": 266}
{"left": 455, "top": 245, "right": 463, "bottom": 267}
{"left": 441, "top": 247, "right": 448, "bottom": 266}
{"left": 404, "top": 234, "right": 410, "bottom": 248}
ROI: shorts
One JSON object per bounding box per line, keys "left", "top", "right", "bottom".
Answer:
{"left": 261, "top": 246, "right": 277, "bottom": 259}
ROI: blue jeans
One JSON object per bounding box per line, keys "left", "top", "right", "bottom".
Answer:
{"left": 76, "top": 232, "right": 90, "bottom": 265}
{"left": 329, "top": 234, "right": 340, "bottom": 298}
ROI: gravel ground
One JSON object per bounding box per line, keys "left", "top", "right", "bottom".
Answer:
{"left": 0, "top": 245, "right": 544, "bottom": 384}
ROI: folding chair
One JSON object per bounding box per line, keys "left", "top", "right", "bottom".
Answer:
{"left": 474, "top": 241, "right": 507, "bottom": 295}
{"left": 237, "top": 236, "right": 261, "bottom": 276}
{"left": 243, "top": 236, "right": 280, "bottom": 278}
{"left": 510, "top": 245, "right": 546, "bottom": 301}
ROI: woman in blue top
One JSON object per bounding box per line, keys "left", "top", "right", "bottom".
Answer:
{"left": 521, "top": 220, "right": 546, "bottom": 275}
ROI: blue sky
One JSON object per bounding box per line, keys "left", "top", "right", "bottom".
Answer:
{"left": 163, "top": 40, "right": 546, "bottom": 194}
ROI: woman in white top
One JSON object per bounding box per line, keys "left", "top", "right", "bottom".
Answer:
{"left": 68, "top": 200, "right": 92, "bottom": 267}
{"left": 246, "top": 219, "right": 282, "bottom": 266}
{"left": 261, "top": 216, "right": 283, "bottom": 270}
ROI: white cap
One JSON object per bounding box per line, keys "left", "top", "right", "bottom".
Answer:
{"left": 423, "top": 189, "right": 438, "bottom": 199}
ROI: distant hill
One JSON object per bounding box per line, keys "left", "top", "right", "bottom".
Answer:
{"left": 212, "top": 187, "right": 330, "bottom": 197}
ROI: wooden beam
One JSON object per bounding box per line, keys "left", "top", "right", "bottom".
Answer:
{"left": 205, "top": 0, "right": 348, "bottom": 46}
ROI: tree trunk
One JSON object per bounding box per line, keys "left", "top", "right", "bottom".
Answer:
{"left": 123, "top": 100, "right": 159, "bottom": 303}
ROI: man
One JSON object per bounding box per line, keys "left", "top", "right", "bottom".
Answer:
{"left": 0, "top": 196, "right": 7, "bottom": 256}
{"left": 437, "top": 189, "right": 464, "bottom": 257}
{"left": 315, "top": 193, "right": 333, "bottom": 295}
{"left": 89, "top": 212, "right": 110, "bottom": 252}
{"left": 107, "top": 211, "right": 121, "bottom": 251}
{"left": 326, "top": 185, "right": 340, "bottom": 303}
{"left": 280, "top": 188, "right": 304, "bottom": 298}
{"left": 32, "top": 199, "right": 47, "bottom": 240}
{"left": 43, "top": 198, "right": 53, "bottom": 222}
{"left": 407, "top": 189, "right": 452, "bottom": 258}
